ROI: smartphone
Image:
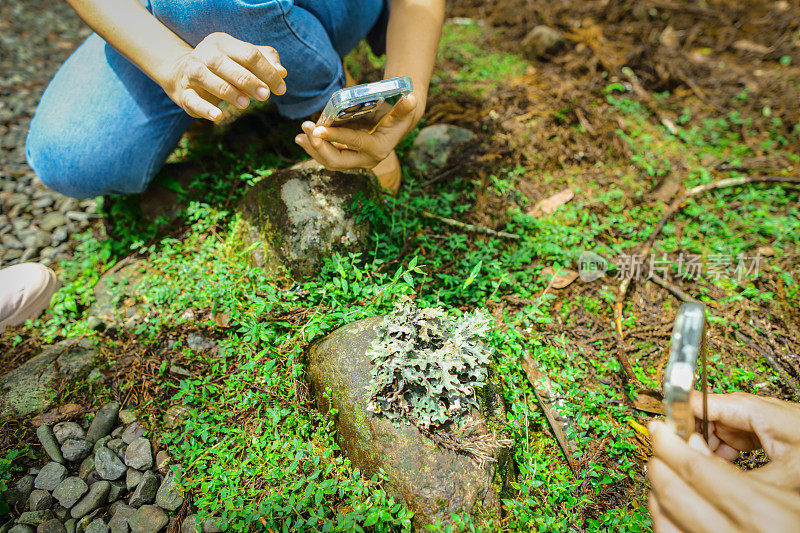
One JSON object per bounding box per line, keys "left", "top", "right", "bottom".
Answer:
{"left": 317, "top": 76, "right": 413, "bottom": 132}
{"left": 663, "top": 302, "right": 708, "bottom": 440}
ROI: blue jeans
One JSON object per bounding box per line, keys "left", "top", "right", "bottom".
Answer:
{"left": 26, "top": 0, "right": 384, "bottom": 199}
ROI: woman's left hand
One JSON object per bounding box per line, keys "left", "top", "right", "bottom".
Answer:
{"left": 295, "top": 93, "right": 419, "bottom": 170}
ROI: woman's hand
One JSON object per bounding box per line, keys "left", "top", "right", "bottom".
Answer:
{"left": 648, "top": 421, "right": 800, "bottom": 533}
{"left": 160, "top": 32, "right": 288, "bottom": 121}
{"left": 294, "top": 93, "right": 419, "bottom": 170}
{"left": 690, "top": 391, "right": 800, "bottom": 489}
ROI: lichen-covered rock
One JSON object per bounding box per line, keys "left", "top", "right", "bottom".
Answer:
{"left": 128, "top": 505, "right": 167, "bottom": 533}
{"left": 70, "top": 481, "right": 110, "bottom": 519}
{"left": 154, "top": 471, "right": 183, "bottom": 512}
{"left": 307, "top": 316, "right": 513, "bottom": 530}
{"left": 36, "top": 425, "right": 64, "bottom": 464}
{"left": 53, "top": 477, "right": 88, "bottom": 509}
{"left": 86, "top": 402, "right": 120, "bottom": 444}
{"left": 95, "top": 447, "right": 126, "bottom": 480}
{"left": 61, "top": 439, "right": 91, "bottom": 463}
{"left": 406, "top": 124, "right": 476, "bottom": 176}
{"left": 0, "top": 340, "right": 98, "bottom": 421}
{"left": 34, "top": 463, "right": 67, "bottom": 491}
{"left": 234, "top": 167, "right": 381, "bottom": 280}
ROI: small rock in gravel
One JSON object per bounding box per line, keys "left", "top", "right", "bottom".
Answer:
{"left": 9, "top": 526, "right": 34, "bottom": 533}
{"left": 108, "top": 480, "right": 126, "bottom": 503}
{"left": 51, "top": 228, "right": 68, "bottom": 245}
{"left": 109, "top": 501, "right": 133, "bottom": 518}
{"left": 86, "top": 402, "right": 120, "bottom": 443}
{"left": 53, "top": 423, "right": 85, "bottom": 445}
{"left": 61, "top": 439, "right": 91, "bottom": 462}
{"left": 36, "top": 519, "right": 66, "bottom": 533}
{"left": 199, "top": 518, "right": 226, "bottom": 533}
{"left": 35, "top": 462, "right": 68, "bottom": 491}
{"left": 64, "top": 520, "right": 76, "bottom": 533}
{"left": 2, "top": 234, "right": 24, "bottom": 249}
{"left": 17, "top": 511, "right": 54, "bottom": 526}
{"left": 108, "top": 504, "right": 134, "bottom": 533}
{"left": 111, "top": 427, "right": 123, "bottom": 439}
{"left": 28, "top": 467, "right": 41, "bottom": 476}
{"left": 70, "top": 480, "right": 110, "bottom": 519}
{"left": 154, "top": 452, "right": 170, "bottom": 475}
{"left": 128, "top": 505, "right": 167, "bottom": 533}
{"left": 121, "top": 423, "right": 144, "bottom": 445}
{"left": 128, "top": 471, "right": 158, "bottom": 508}
{"left": 16, "top": 475, "right": 35, "bottom": 501}
{"left": 107, "top": 439, "right": 125, "bottom": 456}
{"left": 78, "top": 457, "right": 95, "bottom": 479}
{"left": 126, "top": 469, "right": 143, "bottom": 491}
{"left": 155, "top": 471, "right": 183, "bottom": 512}
{"left": 53, "top": 506, "right": 69, "bottom": 521}
{"left": 29, "top": 490, "right": 53, "bottom": 511}
{"left": 85, "top": 471, "right": 103, "bottom": 486}
{"left": 92, "top": 436, "right": 112, "bottom": 454}
{"left": 84, "top": 519, "right": 109, "bottom": 533}
{"left": 76, "top": 510, "right": 102, "bottom": 533}
{"left": 36, "top": 425, "right": 65, "bottom": 463}
{"left": 95, "top": 447, "right": 127, "bottom": 480}
{"left": 118, "top": 411, "right": 136, "bottom": 425}
{"left": 124, "top": 438, "right": 152, "bottom": 470}
{"left": 39, "top": 212, "right": 66, "bottom": 232}
{"left": 180, "top": 515, "right": 198, "bottom": 533}
{"left": 53, "top": 477, "right": 88, "bottom": 509}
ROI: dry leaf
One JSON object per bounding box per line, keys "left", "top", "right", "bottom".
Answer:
{"left": 211, "top": 311, "right": 231, "bottom": 328}
{"left": 756, "top": 245, "right": 775, "bottom": 257}
{"left": 30, "top": 403, "right": 84, "bottom": 427}
{"left": 541, "top": 266, "right": 579, "bottom": 289}
{"left": 632, "top": 389, "right": 666, "bottom": 415}
{"left": 528, "top": 189, "right": 574, "bottom": 217}
{"left": 659, "top": 26, "right": 680, "bottom": 49}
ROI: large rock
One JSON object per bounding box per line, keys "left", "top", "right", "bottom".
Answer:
{"left": 0, "top": 340, "right": 98, "bottom": 421}
{"left": 406, "top": 124, "right": 476, "bottom": 176}
{"left": 234, "top": 167, "right": 380, "bottom": 280}
{"left": 307, "top": 317, "right": 512, "bottom": 530}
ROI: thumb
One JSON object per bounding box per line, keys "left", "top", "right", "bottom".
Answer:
{"left": 392, "top": 93, "right": 417, "bottom": 117}
{"left": 256, "top": 44, "right": 287, "bottom": 77}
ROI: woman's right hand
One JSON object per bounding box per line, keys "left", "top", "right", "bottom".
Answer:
{"left": 690, "top": 391, "right": 800, "bottom": 490}
{"left": 160, "top": 32, "right": 288, "bottom": 121}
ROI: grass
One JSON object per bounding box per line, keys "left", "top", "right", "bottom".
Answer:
{"left": 3, "top": 20, "right": 800, "bottom": 533}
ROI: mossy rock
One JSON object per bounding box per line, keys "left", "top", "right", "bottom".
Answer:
{"left": 234, "top": 167, "right": 381, "bottom": 280}
{"left": 307, "top": 316, "right": 513, "bottom": 530}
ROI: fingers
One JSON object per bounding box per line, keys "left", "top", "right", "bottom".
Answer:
{"left": 181, "top": 88, "right": 222, "bottom": 121}
{"left": 650, "top": 421, "right": 760, "bottom": 525}
{"left": 748, "top": 461, "right": 800, "bottom": 490}
{"left": 202, "top": 33, "right": 287, "bottom": 96}
{"left": 187, "top": 63, "right": 250, "bottom": 110}
{"left": 312, "top": 124, "right": 373, "bottom": 154}
{"left": 648, "top": 494, "right": 685, "bottom": 533}
{"left": 207, "top": 55, "right": 272, "bottom": 103}
{"left": 648, "top": 458, "right": 739, "bottom": 533}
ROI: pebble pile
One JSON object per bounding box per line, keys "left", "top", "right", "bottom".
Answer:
{"left": 2, "top": 402, "right": 222, "bottom": 533}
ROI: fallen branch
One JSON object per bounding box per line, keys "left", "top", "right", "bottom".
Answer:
{"left": 416, "top": 209, "right": 521, "bottom": 240}
{"left": 520, "top": 354, "right": 578, "bottom": 475}
{"left": 734, "top": 331, "right": 800, "bottom": 401}
{"left": 648, "top": 273, "right": 699, "bottom": 303}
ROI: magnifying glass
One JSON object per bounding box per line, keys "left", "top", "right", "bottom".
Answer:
{"left": 663, "top": 302, "right": 709, "bottom": 442}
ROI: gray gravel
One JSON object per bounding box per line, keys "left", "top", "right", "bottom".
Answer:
{"left": 0, "top": 0, "right": 94, "bottom": 268}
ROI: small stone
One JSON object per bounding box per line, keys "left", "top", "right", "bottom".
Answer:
{"left": 64, "top": 520, "right": 76, "bottom": 533}
{"left": 35, "top": 462, "right": 68, "bottom": 491}
{"left": 107, "top": 514, "right": 129, "bottom": 533}
{"left": 121, "top": 424, "right": 144, "bottom": 445}
{"left": 9, "top": 526, "right": 34, "bottom": 533}
{"left": 36, "top": 519, "right": 66, "bottom": 533}
{"left": 124, "top": 439, "right": 152, "bottom": 471}
{"left": 162, "top": 406, "right": 189, "bottom": 430}
{"left": 70, "top": 481, "right": 110, "bottom": 519}
{"left": 76, "top": 510, "right": 102, "bottom": 533}
{"left": 29, "top": 490, "right": 53, "bottom": 511}
{"left": 16, "top": 511, "right": 54, "bottom": 526}
{"left": 107, "top": 440, "right": 125, "bottom": 456}
{"left": 53, "top": 477, "right": 89, "bottom": 509}
{"left": 84, "top": 519, "right": 108, "bottom": 533}
{"left": 53, "top": 506, "right": 69, "bottom": 521}
{"left": 186, "top": 334, "right": 215, "bottom": 352}
{"left": 53, "top": 423, "right": 85, "bottom": 445}
{"left": 61, "top": 440, "right": 91, "bottom": 463}
{"left": 95, "top": 448, "right": 127, "bottom": 480}
{"left": 128, "top": 471, "right": 158, "bottom": 508}
{"left": 180, "top": 516, "right": 198, "bottom": 533}
{"left": 16, "top": 476, "right": 35, "bottom": 501}
{"left": 406, "top": 124, "right": 476, "bottom": 175}
{"left": 125, "top": 469, "right": 143, "bottom": 491}
{"left": 85, "top": 471, "right": 102, "bottom": 486}
{"left": 39, "top": 212, "right": 66, "bottom": 232}
{"left": 154, "top": 471, "right": 183, "bottom": 512}
{"left": 127, "top": 506, "right": 167, "bottom": 533}
{"left": 521, "top": 25, "right": 565, "bottom": 58}
{"left": 107, "top": 480, "right": 126, "bottom": 503}
{"left": 78, "top": 457, "right": 95, "bottom": 480}
{"left": 86, "top": 403, "right": 120, "bottom": 443}
{"left": 111, "top": 427, "right": 123, "bottom": 439}
{"left": 36, "top": 425, "right": 65, "bottom": 463}
{"left": 199, "top": 518, "right": 226, "bottom": 533}
{"left": 153, "top": 452, "right": 170, "bottom": 475}
{"left": 117, "top": 411, "right": 136, "bottom": 425}
{"left": 92, "top": 437, "right": 112, "bottom": 454}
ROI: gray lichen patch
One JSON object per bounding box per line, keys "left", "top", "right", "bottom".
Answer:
{"left": 366, "top": 300, "right": 493, "bottom": 431}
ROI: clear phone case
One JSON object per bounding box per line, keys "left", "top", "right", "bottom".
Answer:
{"left": 318, "top": 76, "right": 413, "bottom": 130}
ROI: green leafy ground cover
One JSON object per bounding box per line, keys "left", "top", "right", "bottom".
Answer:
{"left": 3, "top": 19, "right": 800, "bottom": 532}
